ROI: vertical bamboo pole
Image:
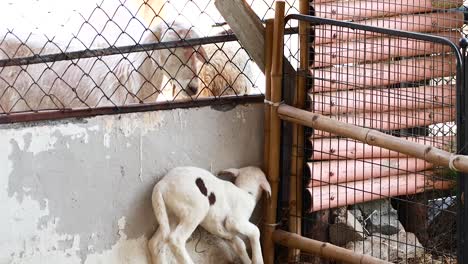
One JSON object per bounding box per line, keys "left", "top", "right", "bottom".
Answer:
{"left": 264, "top": 19, "right": 274, "bottom": 173}
{"left": 264, "top": 1, "right": 285, "bottom": 264}
{"left": 262, "top": 20, "right": 274, "bottom": 258}
{"left": 287, "top": 0, "right": 308, "bottom": 261}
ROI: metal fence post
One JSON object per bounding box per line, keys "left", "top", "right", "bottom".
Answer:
{"left": 458, "top": 37, "right": 468, "bottom": 264}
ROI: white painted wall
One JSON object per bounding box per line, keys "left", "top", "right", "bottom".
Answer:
{"left": 0, "top": 103, "right": 264, "bottom": 263}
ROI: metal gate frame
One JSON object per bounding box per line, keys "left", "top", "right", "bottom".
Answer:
{"left": 263, "top": 3, "right": 468, "bottom": 263}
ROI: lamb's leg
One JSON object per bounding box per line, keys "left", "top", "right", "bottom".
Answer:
{"left": 226, "top": 218, "right": 263, "bottom": 264}
{"left": 149, "top": 188, "right": 171, "bottom": 264}
{"left": 200, "top": 220, "right": 250, "bottom": 263}
{"left": 148, "top": 228, "right": 166, "bottom": 264}
{"left": 228, "top": 236, "right": 251, "bottom": 264}
{"left": 168, "top": 216, "right": 203, "bottom": 264}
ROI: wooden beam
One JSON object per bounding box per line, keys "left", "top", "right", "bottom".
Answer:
{"left": 310, "top": 107, "right": 455, "bottom": 138}
{"left": 306, "top": 173, "right": 453, "bottom": 212}
{"left": 310, "top": 85, "right": 455, "bottom": 115}
{"left": 307, "top": 157, "right": 433, "bottom": 186}
{"left": 215, "top": 0, "right": 266, "bottom": 72}
{"left": 312, "top": 54, "right": 457, "bottom": 93}
{"left": 311, "top": 54, "right": 457, "bottom": 92}
{"left": 313, "top": 31, "right": 460, "bottom": 69}
{"left": 314, "top": 0, "right": 464, "bottom": 21}
{"left": 309, "top": 136, "right": 455, "bottom": 161}
{"left": 314, "top": 12, "right": 464, "bottom": 45}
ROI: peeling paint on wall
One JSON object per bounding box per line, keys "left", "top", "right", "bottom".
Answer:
{"left": 0, "top": 104, "right": 264, "bottom": 263}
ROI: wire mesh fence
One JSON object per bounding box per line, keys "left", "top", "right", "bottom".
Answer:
{"left": 274, "top": 1, "right": 467, "bottom": 263}
{"left": 0, "top": 0, "right": 304, "bottom": 121}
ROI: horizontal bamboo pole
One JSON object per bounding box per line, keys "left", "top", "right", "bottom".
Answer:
{"left": 307, "top": 157, "right": 432, "bottom": 187}
{"left": 315, "top": 12, "right": 464, "bottom": 45}
{"left": 313, "top": 31, "right": 459, "bottom": 68}
{"left": 312, "top": 107, "right": 455, "bottom": 138}
{"left": 310, "top": 85, "right": 455, "bottom": 115}
{"left": 306, "top": 173, "right": 454, "bottom": 212}
{"left": 309, "top": 136, "right": 455, "bottom": 160}
{"left": 312, "top": 54, "right": 457, "bottom": 92}
{"left": 273, "top": 229, "right": 391, "bottom": 264}
{"left": 277, "top": 104, "right": 468, "bottom": 173}
{"left": 314, "top": 0, "right": 463, "bottom": 21}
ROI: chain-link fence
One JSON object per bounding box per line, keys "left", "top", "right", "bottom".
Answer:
{"left": 0, "top": 0, "right": 304, "bottom": 123}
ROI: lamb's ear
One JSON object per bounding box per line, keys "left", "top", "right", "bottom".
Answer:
{"left": 260, "top": 179, "right": 272, "bottom": 199}
{"left": 151, "top": 22, "right": 166, "bottom": 41}
{"left": 217, "top": 168, "right": 240, "bottom": 178}
{"left": 194, "top": 46, "right": 208, "bottom": 63}
{"left": 171, "top": 23, "right": 207, "bottom": 64}
{"left": 182, "top": 46, "right": 207, "bottom": 65}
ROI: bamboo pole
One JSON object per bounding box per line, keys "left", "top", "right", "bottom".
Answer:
{"left": 287, "top": 0, "right": 308, "bottom": 260}
{"left": 314, "top": 0, "right": 463, "bottom": 21}
{"left": 310, "top": 136, "right": 455, "bottom": 160}
{"left": 312, "top": 54, "right": 457, "bottom": 93}
{"left": 273, "top": 229, "right": 391, "bottom": 264}
{"left": 306, "top": 173, "right": 454, "bottom": 212}
{"left": 264, "top": 19, "right": 274, "bottom": 172}
{"left": 307, "top": 157, "right": 433, "bottom": 187}
{"left": 277, "top": 104, "right": 468, "bottom": 173}
{"left": 264, "top": 2, "right": 285, "bottom": 264}
{"left": 313, "top": 31, "right": 459, "bottom": 68}
{"left": 310, "top": 85, "right": 455, "bottom": 115}
{"left": 312, "top": 107, "right": 455, "bottom": 138}
{"left": 315, "top": 12, "right": 464, "bottom": 45}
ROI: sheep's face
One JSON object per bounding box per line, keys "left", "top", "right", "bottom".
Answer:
{"left": 218, "top": 166, "right": 271, "bottom": 201}
{"left": 156, "top": 22, "right": 207, "bottom": 98}
{"left": 160, "top": 47, "right": 206, "bottom": 97}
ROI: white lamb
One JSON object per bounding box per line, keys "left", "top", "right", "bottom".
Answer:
{"left": 148, "top": 166, "right": 271, "bottom": 264}
{"left": 0, "top": 20, "right": 208, "bottom": 113}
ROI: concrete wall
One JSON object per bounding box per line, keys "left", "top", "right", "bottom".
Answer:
{"left": 0, "top": 103, "right": 264, "bottom": 264}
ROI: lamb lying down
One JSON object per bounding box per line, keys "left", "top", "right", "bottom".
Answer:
{"left": 148, "top": 166, "right": 271, "bottom": 264}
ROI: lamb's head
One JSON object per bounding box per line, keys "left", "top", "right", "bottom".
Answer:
{"left": 152, "top": 21, "right": 208, "bottom": 97}
{"left": 218, "top": 166, "right": 271, "bottom": 202}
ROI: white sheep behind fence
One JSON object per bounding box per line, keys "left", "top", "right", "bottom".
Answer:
{"left": 148, "top": 166, "right": 271, "bottom": 264}
{"left": 0, "top": 21, "right": 208, "bottom": 113}
{"left": 139, "top": 1, "right": 258, "bottom": 98}
{"left": 198, "top": 37, "right": 255, "bottom": 97}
